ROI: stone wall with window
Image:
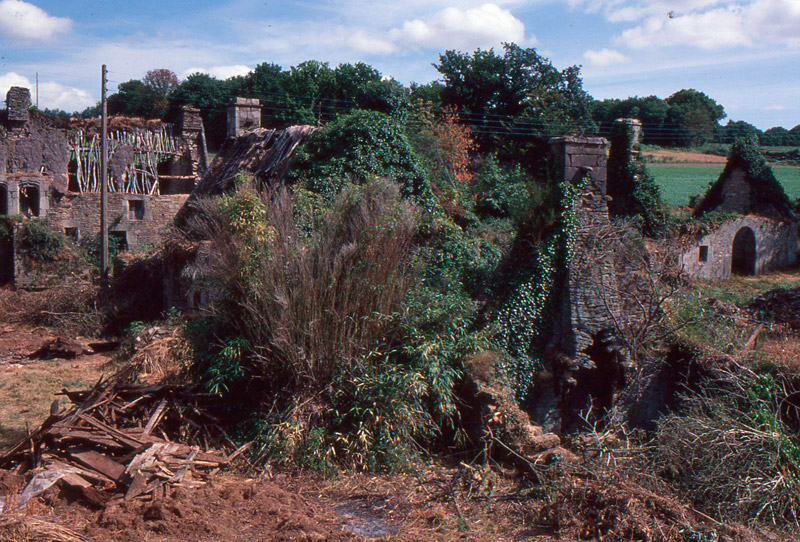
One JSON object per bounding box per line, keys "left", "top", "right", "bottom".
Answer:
{"left": 45, "top": 192, "right": 189, "bottom": 250}
{"left": 680, "top": 216, "right": 797, "bottom": 281}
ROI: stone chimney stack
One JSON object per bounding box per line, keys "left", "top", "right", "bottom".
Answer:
{"left": 6, "top": 86, "right": 31, "bottom": 128}
{"left": 226, "top": 97, "right": 261, "bottom": 138}
{"left": 178, "top": 106, "right": 203, "bottom": 136}
{"left": 614, "top": 118, "right": 642, "bottom": 152}
{"left": 549, "top": 136, "right": 608, "bottom": 194}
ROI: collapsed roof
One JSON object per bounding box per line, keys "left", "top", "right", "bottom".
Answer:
{"left": 172, "top": 125, "right": 316, "bottom": 230}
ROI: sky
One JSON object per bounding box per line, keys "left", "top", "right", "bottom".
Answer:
{"left": 1, "top": 0, "right": 799, "bottom": 130}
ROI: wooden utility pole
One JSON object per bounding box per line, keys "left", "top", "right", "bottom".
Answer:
{"left": 100, "top": 64, "right": 109, "bottom": 281}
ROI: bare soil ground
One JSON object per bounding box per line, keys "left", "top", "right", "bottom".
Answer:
{"left": 0, "top": 328, "right": 114, "bottom": 449}
{"left": 0, "top": 290, "right": 791, "bottom": 542}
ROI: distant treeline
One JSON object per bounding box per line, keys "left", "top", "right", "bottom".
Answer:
{"left": 40, "top": 43, "right": 799, "bottom": 151}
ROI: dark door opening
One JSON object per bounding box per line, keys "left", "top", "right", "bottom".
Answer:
{"left": 20, "top": 185, "right": 40, "bottom": 217}
{"left": 731, "top": 227, "right": 756, "bottom": 275}
{"left": 68, "top": 159, "right": 80, "bottom": 192}
{"left": 0, "top": 185, "right": 7, "bottom": 215}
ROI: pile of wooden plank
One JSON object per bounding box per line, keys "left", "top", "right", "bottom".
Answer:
{"left": 0, "top": 379, "right": 247, "bottom": 509}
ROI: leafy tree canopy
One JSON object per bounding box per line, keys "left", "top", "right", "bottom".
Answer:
{"left": 665, "top": 88, "right": 726, "bottom": 146}
{"left": 434, "top": 42, "right": 594, "bottom": 171}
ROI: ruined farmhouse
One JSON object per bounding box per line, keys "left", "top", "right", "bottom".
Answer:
{"left": 681, "top": 138, "right": 798, "bottom": 281}
{"left": 0, "top": 86, "right": 208, "bottom": 284}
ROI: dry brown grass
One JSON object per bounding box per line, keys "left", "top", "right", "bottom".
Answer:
{"left": 0, "top": 281, "right": 107, "bottom": 338}
{"left": 0, "top": 351, "right": 109, "bottom": 448}
{"left": 0, "top": 515, "right": 88, "bottom": 542}
{"left": 758, "top": 330, "right": 800, "bottom": 372}
{"left": 124, "top": 325, "right": 193, "bottom": 384}
{"left": 194, "top": 179, "right": 420, "bottom": 392}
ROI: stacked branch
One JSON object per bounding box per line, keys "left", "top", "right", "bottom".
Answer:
{"left": 0, "top": 378, "right": 246, "bottom": 510}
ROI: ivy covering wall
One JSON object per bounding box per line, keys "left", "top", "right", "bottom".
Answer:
{"left": 492, "top": 177, "right": 583, "bottom": 401}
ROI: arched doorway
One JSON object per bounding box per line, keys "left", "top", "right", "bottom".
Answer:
{"left": 731, "top": 227, "right": 756, "bottom": 275}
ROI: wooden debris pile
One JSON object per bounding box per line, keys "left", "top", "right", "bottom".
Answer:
{"left": 0, "top": 379, "right": 247, "bottom": 509}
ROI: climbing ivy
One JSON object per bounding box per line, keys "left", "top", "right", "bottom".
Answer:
{"left": 289, "top": 109, "right": 440, "bottom": 213}
{"left": 491, "top": 177, "right": 583, "bottom": 401}
{"left": 607, "top": 122, "right": 666, "bottom": 236}
{"left": 693, "top": 136, "right": 793, "bottom": 218}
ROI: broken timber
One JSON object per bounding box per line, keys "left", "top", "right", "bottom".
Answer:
{"left": 0, "top": 378, "right": 243, "bottom": 509}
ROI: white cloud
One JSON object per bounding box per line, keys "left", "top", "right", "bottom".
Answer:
{"left": 183, "top": 64, "right": 252, "bottom": 79}
{"left": 0, "top": 0, "right": 71, "bottom": 43}
{"left": 763, "top": 104, "right": 790, "bottom": 111}
{"left": 748, "top": 0, "right": 800, "bottom": 48}
{"left": 389, "top": 3, "right": 530, "bottom": 50}
{"left": 571, "top": 0, "right": 800, "bottom": 51}
{"left": 1, "top": 72, "right": 93, "bottom": 112}
{"left": 583, "top": 48, "right": 631, "bottom": 66}
{"left": 344, "top": 30, "right": 398, "bottom": 55}
{"left": 616, "top": 7, "right": 749, "bottom": 50}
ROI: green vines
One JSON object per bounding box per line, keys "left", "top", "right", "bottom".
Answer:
{"left": 607, "top": 121, "right": 665, "bottom": 235}
{"left": 492, "top": 178, "right": 582, "bottom": 400}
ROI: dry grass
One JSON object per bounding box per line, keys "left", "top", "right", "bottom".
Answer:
{"left": 195, "top": 179, "right": 420, "bottom": 391}
{"left": 0, "top": 352, "right": 109, "bottom": 448}
{"left": 0, "top": 515, "right": 88, "bottom": 542}
{"left": 0, "top": 281, "right": 107, "bottom": 338}
{"left": 124, "top": 325, "right": 193, "bottom": 384}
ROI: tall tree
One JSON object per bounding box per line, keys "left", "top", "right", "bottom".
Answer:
{"left": 435, "top": 43, "right": 594, "bottom": 172}
{"left": 665, "top": 89, "right": 726, "bottom": 147}
{"left": 107, "top": 79, "right": 156, "bottom": 118}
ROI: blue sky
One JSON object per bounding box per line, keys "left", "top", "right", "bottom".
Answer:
{"left": 1, "top": 0, "right": 799, "bottom": 130}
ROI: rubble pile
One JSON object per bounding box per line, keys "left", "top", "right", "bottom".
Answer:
{"left": 0, "top": 379, "right": 246, "bottom": 512}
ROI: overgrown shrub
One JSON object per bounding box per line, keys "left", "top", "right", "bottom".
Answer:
{"left": 18, "top": 219, "right": 67, "bottom": 262}
{"left": 607, "top": 122, "right": 666, "bottom": 235}
{"left": 649, "top": 366, "right": 800, "bottom": 527}
{"left": 186, "top": 179, "right": 446, "bottom": 469}
{"left": 290, "top": 109, "right": 439, "bottom": 210}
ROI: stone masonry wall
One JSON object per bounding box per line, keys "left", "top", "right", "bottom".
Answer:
{"left": 0, "top": 113, "right": 71, "bottom": 193}
{"left": 6, "top": 87, "right": 30, "bottom": 124}
{"left": 548, "top": 135, "right": 619, "bottom": 366}
{"left": 681, "top": 216, "right": 797, "bottom": 281}
{"left": 549, "top": 136, "right": 608, "bottom": 194}
{"left": 46, "top": 193, "right": 189, "bottom": 250}
{"left": 226, "top": 98, "right": 261, "bottom": 138}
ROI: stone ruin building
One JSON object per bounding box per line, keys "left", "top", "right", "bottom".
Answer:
{"left": 0, "top": 86, "right": 209, "bottom": 285}
{"left": 680, "top": 141, "right": 797, "bottom": 281}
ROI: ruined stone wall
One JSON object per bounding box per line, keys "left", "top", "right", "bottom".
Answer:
{"left": 549, "top": 136, "right": 608, "bottom": 194}
{"left": 681, "top": 216, "right": 797, "bottom": 281}
{"left": 45, "top": 192, "right": 189, "bottom": 250}
{"left": 0, "top": 113, "right": 70, "bottom": 193}
{"left": 5, "top": 87, "right": 30, "bottom": 124}
{"left": 548, "top": 136, "right": 619, "bottom": 365}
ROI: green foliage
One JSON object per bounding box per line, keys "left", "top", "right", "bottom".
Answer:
{"left": 607, "top": 122, "right": 666, "bottom": 235}
{"left": 0, "top": 216, "right": 21, "bottom": 241}
{"left": 665, "top": 89, "right": 726, "bottom": 147}
{"left": 81, "top": 232, "right": 126, "bottom": 271}
{"left": 435, "top": 43, "right": 594, "bottom": 172}
{"left": 720, "top": 120, "right": 762, "bottom": 144}
{"left": 473, "top": 154, "right": 538, "bottom": 221}
{"left": 491, "top": 178, "right": 582, "bottom": 400}
{"left": 18, "top": 219, "right": 67, "bottom": 262}
{"left": 591, "top": 95, "right": 669, "bottom": 144}
{"left": 291, "top": 110, "right": 439, "bottom": 210}
{"left": 693, "top": 136, "right": 794, "bottom": 217}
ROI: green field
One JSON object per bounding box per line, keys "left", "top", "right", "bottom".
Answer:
{"left": 650, "top": 165, "right": 800, "bottom": 207}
